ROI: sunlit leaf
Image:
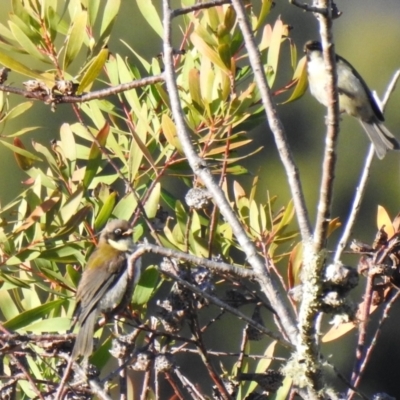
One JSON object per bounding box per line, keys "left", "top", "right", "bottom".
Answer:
{"left": 9, "top": 21, "right": 49, "bottom": 63}
{"left": 132, "top": 265, "right": 159, "bottom": 306}
{"left": 136, "top": 0, "right": 163, "bottom": 38}
{"left": 95, "top": 191, "right": 118, "bottom": 230}
{"left": 267, "top": 18, "right": 284, "bottom": 87}
{"left": 271, "top": 376, "right": 292, "bottom": 400}
{"left": 3, "top": 101, "right": 33, "bottom": 122}
{"left": 281, "top": 56, "right": 308, "bottom": 104}
{"left": 112, "top": 192, "right": 137, "bottom": 221}
{"left": 12, "top": 137, "right": 34, "bottom": 170}
{"left": 15, "top": 195, "right": 60, "bottom": 232}
{"left": 191, "top": 31, "right": 230, "bottom": 73}
{"left": 254, "top": 0, "right": 274, "bottom": 31}
{"left": 3, "top": 299, "right": 66, "bottom": 330}
{"left": 63, "top": 10, "right": 87, "bottom": 69}
{"left": 0, "top": 138, "right": 42, "bottom": 163}
{"left": 144, "top": 182, "right": 160, "bottom": 219}
{"left": 77, "top": 47, "right": 108, "bottom": 93}
{"left": 23, "top": 317, "right": 71, "bottom": 333}
{"left": 96, "top": 0, "right": 121, "bottom": 51}
{"left": 83, "top": 122, "right": 110, "bottom": 188}
{"left": 377, "top": 205, "right": 394, "bottom": 238}
{"left": 161, "top": 114, "right": 183, "bottom": 153}
{"left": 288, "top": 242, "right": 303, "bottom": 289}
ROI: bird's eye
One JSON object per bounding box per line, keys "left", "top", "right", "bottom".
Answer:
{"left": 114, "top": 228, "right": 122, "bottom": 236}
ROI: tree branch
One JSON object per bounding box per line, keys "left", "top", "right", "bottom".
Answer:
{"left": 230, "top": 0, "right": 313, "bottom": 244}
{"left": 162, "top": 0, "right": 298, "bottom": 344}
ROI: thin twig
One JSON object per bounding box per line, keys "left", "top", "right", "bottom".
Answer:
{"left": 312, "top": 7, "right": 341, "bottom": 252}
{"left": 334, "top": 69, "right": 400, "bottom": 262}
{"left": 159, "top": 265, "right": 293, "bottom": 349}
{"left": 139, "top": 369, "right": 152, "bottom": 400}
{"left": 334, "top": 146, "right": 374, "bottom": 263}
{"left": 172, "top": 0, "right": 231, "bottom": 17}
{"left": 138, "top": 242, "right": 255, "bottom": 278}
{"left": 0, "top": 74, "right": 164, "bottom": 104}
{"left": 164, "top": 371, "right": 187, "bottom": 400}
{"left": 348, "top": 273, "right": 374, "bottom": 397}
{"left": 355, "top": 289, "right": 400, "bottom": 391}
{"left": 174, "top": 368, "right": 207, "bottom": 400}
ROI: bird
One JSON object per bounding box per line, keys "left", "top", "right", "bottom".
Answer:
{"left": 304, "top": 40, "right": 400, "bottom": 159}
{"left": 70, "top": 219, "right": 141, "bottom": 360}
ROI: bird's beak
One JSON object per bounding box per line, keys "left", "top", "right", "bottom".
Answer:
{"left": 123, "top": 228, "right": 133, "bottom": 236}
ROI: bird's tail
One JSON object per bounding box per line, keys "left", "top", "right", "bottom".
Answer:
{"left": 71, "top": 310, "right": 97, "bottom": 360}
{"left": 359, "top": 119, "right": 400, "bottom": 159}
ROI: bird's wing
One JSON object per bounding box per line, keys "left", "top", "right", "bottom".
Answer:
{"left": 74, "top": 249, "right": 127, "bottom": 325}
{"left": 336, "top": 54, "right": 384, "bottom": 122}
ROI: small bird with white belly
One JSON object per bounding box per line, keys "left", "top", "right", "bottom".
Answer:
{"left": 71, "top": 219, "right": 141, "bottom": 360}
{"left": 304, "top": 40, "right": 400, "bottom": 159}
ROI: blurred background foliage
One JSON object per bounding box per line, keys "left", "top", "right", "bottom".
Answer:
{"left": 0, "top": 0, "right": 399, "bottom": 398}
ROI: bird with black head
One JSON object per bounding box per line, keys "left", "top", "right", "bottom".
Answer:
{"left": 304, "top": 40, "right": 400, "bottom": 159}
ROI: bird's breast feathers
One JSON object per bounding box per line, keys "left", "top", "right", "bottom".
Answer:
{"left": 307, "top": 52, "right": 373, "bottom": 119}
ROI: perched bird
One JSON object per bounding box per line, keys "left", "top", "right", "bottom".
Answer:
{"left": 304, "top": 40, "right": 400, "bottom": 159}
{"left": 71, "top": 219, "right": 141, "bottom": 360}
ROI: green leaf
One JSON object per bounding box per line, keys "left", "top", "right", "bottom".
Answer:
{"left": 67, "top": 264, "right": 80, "bottom": 288}
{"left": 83, "top": 122, "right": 110, "bottom": 188}
{"left": 267, "top": 18, "right": 284, "bottom": 87}
{"left": 87, "top": 0, "right": 100, "bottom": 27}
{"left": 136, "top": 0, "right": 163, "bottom": 38}
{"left": 39, "top": 244, "right": 86, "bottom": 264}
{"left": 63, "top": 10, "right": 87, "bottom": 69}
{"left": 112, "top": 192, "right": 137, "bottom": 221}
{"left": 59, "top": 187, "right": 84, "bottom": 223}
{"left": 3, "top": 299, "right": 66, "bottom": 331}
{"left": 0, "top": 139, "right": 42, "bottom": 162}
{"left": 12, "top": 137, "right": 34, "bottom": 170}
{"left": 218, "top": 43, "right": 232, "bottom": 71}
{"left": 77, "top": 47, "right": 108, "bottom": 93}
{"left": 23, "top": 317, "right": 71, "bottom": 333}
{"left": 39, "top": 265, "right": 77, "bottom": 288}
{"left": 0, "top": 51, "right": 51, "bottom": 82}
{"left": 270, "top": 376, "right": 292, "bottom": 400}
{"left": 3, "top": 101, "right": 33, "bottom": 122}
{"left": 9, "top": 21, "right": 49, "bottom": 63}
{"left": 60, "top": 123, "right": 77, "bottom": 174}
{"left": 132, "top": 265, "right": 159, "bottom": 306}
{"left": 188, "top": 68, "right": 202, "bottom": 109}
{"left": 94, "top": 191, "right": 117, "bottom": 230}
{"left": 254, "top": 0, "right": 274, "bottom": 31}
{"left": 32, "top": 141, "right": 57, "bottom": 168}
{"left": 5, "top": 126, "right": 39, "bottom": 138}
{"left": 0, "top": 289, "right": 21, "bottom": 319}
{"left": 191, "top": 31, "right": 230, "bottom": 73}
{"left": 57, "top": 205, "right": 92, "bottom": 237}
{"left": 144, "top": 182, "right": 160, "bottom": 219}
{"left": 281, "top": 56, "right": 308, "bottom": 104}
{"left": 99, "top": 0, "right": 121, "bottom": 44}
{"left": 161, "top": 114, "right": 183, "bottom": 153}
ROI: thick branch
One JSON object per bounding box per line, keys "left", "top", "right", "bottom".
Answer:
{"left": 230, "top": 0, "right": 313, "bottom": 244}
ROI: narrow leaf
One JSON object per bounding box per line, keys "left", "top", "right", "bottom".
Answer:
{"left": 136, "top": 0, "right": 163, "bottom": 38}
{"left": 83, "top": 122, "right": 110, "bottom": 188}
{"left": 77, "top": 48, "right": 108, "bottom": 93}
{"left": 63, "top": 10, "right": 87, "bottom": 69}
